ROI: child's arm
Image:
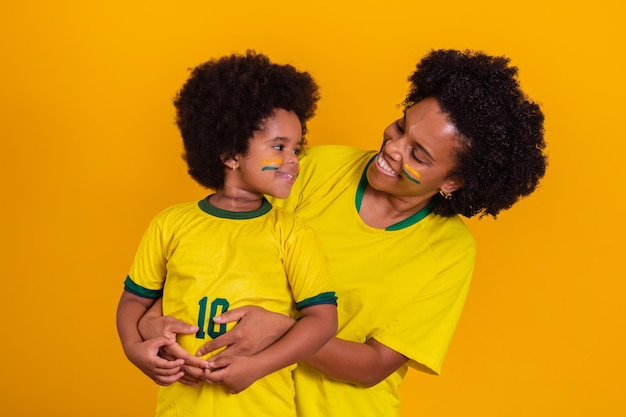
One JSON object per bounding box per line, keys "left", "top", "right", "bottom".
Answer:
{"left": 116, "top": 291, "right": 186, "bottom": 385}
{"left": 204, "top": 303, "right": 337, "bottom": 393}
{"left": 195, "top": 305, "right": 296, "bottom": 357}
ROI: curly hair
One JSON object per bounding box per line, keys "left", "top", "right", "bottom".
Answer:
{"left": 403, "top": 49, "right": 547, "bottom": 218}
{"left": 174, "top": 50, "right": 320, "bottom": 190}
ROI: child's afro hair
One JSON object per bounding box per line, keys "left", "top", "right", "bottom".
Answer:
{"left": 174, "top": 50, "right": 320, "bottom": 190}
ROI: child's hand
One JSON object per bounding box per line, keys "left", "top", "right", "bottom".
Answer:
{"left": 139, "top": 312, "right": 198, "bottom": 342}
{"left": 156, "top": 338, "right": 212, "bottom": 386}
{"left": 124, "top": 336, "right": 186, "bottom": 386}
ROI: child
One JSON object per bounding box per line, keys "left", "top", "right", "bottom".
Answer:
{"left": 116, "top": 50, "right": 337, "bottom": 417}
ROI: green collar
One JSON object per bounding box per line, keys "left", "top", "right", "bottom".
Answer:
{"left": 355, "top": 156, "right": 434, "bottom": 231}
{"left": 198, "top": 195, "right": 272, "bottom": 219}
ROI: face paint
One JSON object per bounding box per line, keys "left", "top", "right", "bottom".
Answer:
{"left": 261, "top": 158, "right": 282, "bottom": 171}
{"left": 402, "top": 163, "right": 422, "bottom": 185}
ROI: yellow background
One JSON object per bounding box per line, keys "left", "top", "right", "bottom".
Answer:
{"left": 2, "top": 1, "right": 624, "bottom": 415}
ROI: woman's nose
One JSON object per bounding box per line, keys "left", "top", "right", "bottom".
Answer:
{"left": 384, "top": 134, "right": 404, "bottom": 161}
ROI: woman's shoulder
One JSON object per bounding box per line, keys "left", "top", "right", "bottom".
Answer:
{"left": 304, "top": 144, "right": 374, "bottom": 161}
{"left": 267, "top": 205, "right": 318, "bottom": 237}
{"left": 422, "top": 214, "right": 477, "bottom": 253}
{"left": 301, "top": 145, "right": 376, "bottom": 173}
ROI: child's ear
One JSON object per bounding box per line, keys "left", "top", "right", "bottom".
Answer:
{"left": 221, "top": 154, "right": 238, "bottom": 171}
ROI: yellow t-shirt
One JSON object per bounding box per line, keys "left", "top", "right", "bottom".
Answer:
{"left": 126, "top": 197, "right": 335, "bottom": 417}
{"left": 271, "top": 145, "right": 476, "bottom": 417}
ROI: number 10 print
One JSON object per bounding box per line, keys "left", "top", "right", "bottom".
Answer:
{"left": 195, "top": 297, "right": 230, "bottom": 339}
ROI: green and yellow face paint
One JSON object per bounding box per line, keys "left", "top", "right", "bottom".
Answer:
{"left": 401, "top": 163, "right": 422, "bottom": 185}
{"left": 261, "top": 158, "right": 282, "bottom": 171}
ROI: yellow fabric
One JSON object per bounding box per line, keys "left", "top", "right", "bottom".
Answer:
{"left": 127, "top": 198, "right": 333, "bottom": 417}
{"left": 271, "top": 145, "right": 476, "bottom": 417}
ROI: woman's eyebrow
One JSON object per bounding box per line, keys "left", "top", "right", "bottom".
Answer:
{"left": 403, "top": 111, "right": 436, "bottom": 161}
{"left": 414, "top": 142, "right": 435, "bottom": 162}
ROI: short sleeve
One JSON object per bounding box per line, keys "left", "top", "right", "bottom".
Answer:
{"left": 370, "top": 241, "right": 475, "bottom": 374}
{"left": 125, "top": 214, "right": 168, "bottom": 297}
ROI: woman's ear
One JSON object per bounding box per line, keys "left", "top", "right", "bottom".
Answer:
{"left": 441, "top": 177, "right": 463, "bottom": 194}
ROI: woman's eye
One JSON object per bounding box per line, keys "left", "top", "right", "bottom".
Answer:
{"left": 409, "top": 147, "right": 425, "bottom": 164}
{"left": 394, "top": 121, "right": 405, "bottom": 134}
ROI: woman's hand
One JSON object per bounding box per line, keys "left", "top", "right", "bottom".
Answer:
{"left": 196, "top": 305, "right": 296, "bottom": 359}
{"left": 204, "top": 355, "right": 264, "bottom": 394}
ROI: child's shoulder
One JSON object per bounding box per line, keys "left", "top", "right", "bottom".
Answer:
{"left": 270, "top": 205, "right": 312, "bottom": 230}
{"left": 151, "top": 199, "right": 202, "bottom": 221}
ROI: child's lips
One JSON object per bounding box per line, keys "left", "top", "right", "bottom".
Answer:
{"left": 277, "top": 170, "right": 298, "bottom": 183}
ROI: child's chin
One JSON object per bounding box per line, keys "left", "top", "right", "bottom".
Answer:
{"left": 272, "top": 190, "right": 292, "bottom": 200}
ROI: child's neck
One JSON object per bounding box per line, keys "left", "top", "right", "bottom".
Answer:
{"left": 208, "top": 190, "right": 264, "bottom": 212}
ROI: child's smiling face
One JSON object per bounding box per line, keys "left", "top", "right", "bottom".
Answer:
{"left": 232, "top": 108, "right": 303, "bottom": 199}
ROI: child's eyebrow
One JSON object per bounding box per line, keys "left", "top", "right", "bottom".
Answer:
{"left": 269, "top": 136, "right": 289, "bottom": 143}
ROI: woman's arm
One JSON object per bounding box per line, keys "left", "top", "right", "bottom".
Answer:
{"left": 304, "top": 337, "right": 408, "bottom": 387}
{"left": 137, "top": 303, "right": 407, "bottom": 388}
{"left": 201, "top": 306, "right": 408, "bottom": 387}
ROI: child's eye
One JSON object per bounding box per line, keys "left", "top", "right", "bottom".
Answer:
{"left": 273, "top": 144, "right": 284, "bottom": 151}
{"left": 294, "top": 148, "right": 301, "bottom": 155}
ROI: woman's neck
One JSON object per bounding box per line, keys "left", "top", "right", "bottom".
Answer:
{"left": 359, "top": 185, "right": 432, "bottom": 229}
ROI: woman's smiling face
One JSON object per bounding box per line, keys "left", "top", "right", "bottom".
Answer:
{"left": 367, "top": 97, "right": 464, "bottom": 202}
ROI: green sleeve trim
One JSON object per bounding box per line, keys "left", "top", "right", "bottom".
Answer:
{"left": 296, "top": 291, "right": 338, "bottom": 310}
{"left": 123, "top": 276, "right": 163, "bottom": 299}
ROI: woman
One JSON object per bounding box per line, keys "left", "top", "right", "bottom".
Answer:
{"left": 134, "top": 49, "right": 547, "bottom": 417}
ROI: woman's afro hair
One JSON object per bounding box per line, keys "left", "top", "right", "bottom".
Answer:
{"left": 403, "top": 49, "right": 547, "bottom": 218}
{"left": 174, "top": 50, "right": 320, "bottom": 190}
